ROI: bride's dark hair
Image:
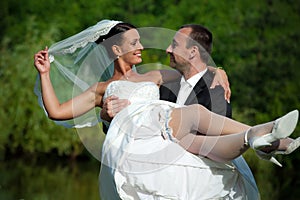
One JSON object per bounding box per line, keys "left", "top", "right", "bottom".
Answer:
{"left": 95, "top": 22, "right": 137, "bottom": 59}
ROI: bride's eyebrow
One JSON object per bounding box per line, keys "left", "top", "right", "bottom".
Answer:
{"left": 130, "top": 38, "right": 139, "bottom": 43}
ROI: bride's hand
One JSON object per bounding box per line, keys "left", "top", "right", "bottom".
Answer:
{"left": 209, "top": 67, "right": 231, "bottom": 103}
{"left": 34, "top": 47, "right": 50, "bottom": 74}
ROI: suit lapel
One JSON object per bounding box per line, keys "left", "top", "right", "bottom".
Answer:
{"left": 184, "top": 71, "right": 213, "bottom": 105}
{"left": 184, "top": 78, "right": 206, "bottom": 105}
{"left": 170, "top": 81, "right": 181, "bottom": 97}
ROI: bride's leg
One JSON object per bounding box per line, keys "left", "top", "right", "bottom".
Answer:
{"left": 169, "top": 104, "right": 273, "bottom": 140}
{"left": 178, "top": 133, "right": 248, "bottom": 162}
{"left": 168, "top": 105, "right": 298, "bottom": 162}
{"left": 177, "top": 127, "right": 279, "bottom": 162}
{"left": 167, "top": 104, "right": 278, "bottom": 162}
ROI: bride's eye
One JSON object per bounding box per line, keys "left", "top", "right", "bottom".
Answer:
{"left": 131, "top": 39, "right": 138, "bottom": 46}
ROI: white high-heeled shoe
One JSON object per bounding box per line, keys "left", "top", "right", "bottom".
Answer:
{"left": 254, "top": 137, "right": 300, "bottom": 167}
{"left": 244, "top": 129, "right": 283, "bottom": 166}
{"left": 244, "top": 110, "right": 299, "bottom": 166}
{"left": 249, "top": 110, "right": 299, "bottom": 150}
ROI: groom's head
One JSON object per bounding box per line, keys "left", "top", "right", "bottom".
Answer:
{"left": 166, "top": 24, "right": 213, "bottom": 76}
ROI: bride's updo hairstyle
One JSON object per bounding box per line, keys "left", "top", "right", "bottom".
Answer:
{"left": 95, "top": 22, "right": 137, "bottom": 59}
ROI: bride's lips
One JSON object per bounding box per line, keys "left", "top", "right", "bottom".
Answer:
{"left": 134, "top": 51, "right": 142, "bottom": 57}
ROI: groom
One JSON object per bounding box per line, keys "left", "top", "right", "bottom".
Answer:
{"left": 101, "top": 24, "right": 259, "bottom": 199}
{"left": 161, "top": 24, "right": 231, "bottom": 118}
{"left": 161, "top": 24, "right": 259, "bottom": 198}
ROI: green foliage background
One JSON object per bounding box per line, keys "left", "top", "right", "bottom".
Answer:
{"left": 1, "top": 0, "right": 300, "bottom": 199}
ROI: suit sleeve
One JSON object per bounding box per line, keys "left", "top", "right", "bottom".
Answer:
{"left": 209, "top": 86, "right": 232, "bottom": 118}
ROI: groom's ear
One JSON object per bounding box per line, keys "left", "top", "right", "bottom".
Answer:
{"left": 189, "top": 46, "right": 198, "bottom": 59}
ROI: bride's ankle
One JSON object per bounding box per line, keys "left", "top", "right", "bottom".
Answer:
{"left": 244, "top": 125, "right": 274, "bottom": 148}
{"left": 244, "top": 127, "right": 262, "bottom": 144}
{"left": 244, "top": 128, "right": 255, "bottom": 146}
{"left": 249, "top": 122, "right": 274, "bottom": 138}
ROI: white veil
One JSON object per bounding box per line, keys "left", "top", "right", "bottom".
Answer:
{"left": 34, "top": 19, "right": 122, "bottom": 128}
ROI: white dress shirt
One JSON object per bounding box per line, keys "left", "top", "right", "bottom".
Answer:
{"left": 176, "top": 69, "right": 207, "bottom": 105}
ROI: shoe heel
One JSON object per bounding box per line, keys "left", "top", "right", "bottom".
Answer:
{"left": 256, "top": 150, "right": 282, "bottom": 167}
{"left": 269, "top": 156, "right": 283, "bottom": 167}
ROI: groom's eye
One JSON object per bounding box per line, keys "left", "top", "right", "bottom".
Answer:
{"left": 171, "top": 41, "right": 178, "bottom": 49}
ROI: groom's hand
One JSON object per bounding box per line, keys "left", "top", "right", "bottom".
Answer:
{"left": 100, "top": 95, "right": 131, "bottom": 121}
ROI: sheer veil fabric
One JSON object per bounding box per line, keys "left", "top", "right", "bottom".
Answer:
{"left": 34, "top": 20, "right": 121, "bottom": 128}
{"left": 33, "top": 20, "right": 173, "bottom": 161}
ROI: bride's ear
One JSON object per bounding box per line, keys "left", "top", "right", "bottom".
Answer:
{"left": 112, "top": 45, "right": 121, "bottom": 57}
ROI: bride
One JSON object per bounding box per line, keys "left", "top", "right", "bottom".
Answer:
{"left": 34, "top": 20, "right": 300, "bottom": 200}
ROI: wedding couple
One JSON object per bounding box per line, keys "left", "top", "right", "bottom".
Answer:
{"left": 34, "top": 20, "right": 300, "bottom": 200}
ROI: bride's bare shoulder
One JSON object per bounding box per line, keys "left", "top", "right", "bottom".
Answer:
{"left": 89, "top": 81, "right": 111, "bottom": 95}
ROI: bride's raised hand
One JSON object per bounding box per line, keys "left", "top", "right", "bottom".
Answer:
{"left": 34, "top": 47, "right": 50, "bottom": 74}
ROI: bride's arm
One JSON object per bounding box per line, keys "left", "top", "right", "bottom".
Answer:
{"left": 157, "top": 67, "right": 231, "bottom": 101}
{"left": 207, "top": 66, "right": 231, "bottom": 102}
{"left": 131, "top": 67, "right": 230, "bottom": 100}
{"left": 34, "top": 48, "right": 104, "bottom": 120}
{"left": 151, "top": 69, "right": 181, "bottom": 85}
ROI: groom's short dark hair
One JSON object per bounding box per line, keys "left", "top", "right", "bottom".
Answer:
{"left": 180, "top": 24, "right": 212, "bottom": 63}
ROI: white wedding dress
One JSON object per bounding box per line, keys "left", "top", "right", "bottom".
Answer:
{"left": 99, "top": 80, "right": 259, "bottom": 200}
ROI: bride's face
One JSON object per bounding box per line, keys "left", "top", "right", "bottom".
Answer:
{"left": 117, "top": 29, "right": 144, "bottom": 66}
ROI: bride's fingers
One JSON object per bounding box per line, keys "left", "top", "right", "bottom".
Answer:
{"left": 43, "top": 48, "right": 49, "bottom": 61}
{"left": 34, "top": 47, "right": 49, "bottom": 60}
{"left": 34, "top": 53, "right": 47, "bottom": 64}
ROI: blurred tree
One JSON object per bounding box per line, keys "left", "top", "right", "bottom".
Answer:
{"left": 1, "top": 1, "right": 300, "bottom": 198}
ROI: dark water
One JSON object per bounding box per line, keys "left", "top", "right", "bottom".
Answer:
{"left": 0, "top": 157, "right": 100, "bottom": 200}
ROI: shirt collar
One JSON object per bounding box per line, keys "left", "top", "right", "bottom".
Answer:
{"left": 180, "top": 68, "right": 208, "bottom": 88}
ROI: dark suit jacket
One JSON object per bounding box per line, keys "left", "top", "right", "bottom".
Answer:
{"left": 160, "top": 70, "right": 232, "bottom": 118}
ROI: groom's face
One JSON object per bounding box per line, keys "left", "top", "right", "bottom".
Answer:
{"left": 166, "top": 28, "right": 192, "bottom": 73}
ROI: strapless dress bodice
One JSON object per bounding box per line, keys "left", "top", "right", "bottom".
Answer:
{"left": 104, "top": 81, "right": 160, "bottom": 103}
